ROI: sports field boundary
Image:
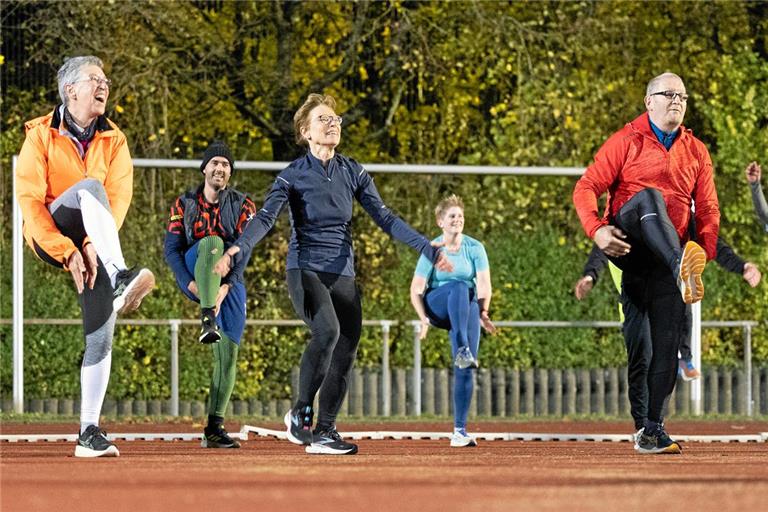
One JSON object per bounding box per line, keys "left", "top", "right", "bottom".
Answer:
{"left": 3, "top": 426, "right": 766, "bottom": 444}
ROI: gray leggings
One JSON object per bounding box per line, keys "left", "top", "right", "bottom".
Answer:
{"left": 37, "top": 179, "right": 116, "bottom": 366}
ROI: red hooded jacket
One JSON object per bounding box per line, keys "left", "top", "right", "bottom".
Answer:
{"left": 573, "top": 113, "right": 719, "bottom": 260}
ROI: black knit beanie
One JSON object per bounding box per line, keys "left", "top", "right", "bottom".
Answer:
{"left": 200, "top": 141, "right": 234, "bottom": 174}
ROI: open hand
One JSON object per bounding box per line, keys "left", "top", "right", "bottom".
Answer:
{"left": 214, "top": 284, "right": 230, "bottom": 315}
{"left": 67, "top": 249, "right": 87, "bottom": 294}
{"left": 213, "top": 253, "right": 232, "bottom": 277}
{"left": 187, "top": 281, "right": 199, "bottom": 299}
{"left": 594, "top": 225, "right": 631, "bottom": 258}
{"left": 82, "top": 243, "right": 98, "bottom": 291}
{"left": 743, "top": 262, "right": 761, "bottom": 288}
{"left": 418, "top": 318, "right": 430, "bottom": 340}
{"left": 574, "top": 275, "right": 594, "bottom": 300}
{"left": 480, "top": 310, "right": 497, "bottom": 334}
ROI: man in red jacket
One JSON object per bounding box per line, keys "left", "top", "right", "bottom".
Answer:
{"left": 573, "top": 72, "right": 720, "bottom": 454}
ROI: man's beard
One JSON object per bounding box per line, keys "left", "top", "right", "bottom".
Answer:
{"left": 207, "top": 177, "right": 226, "bottom": 191}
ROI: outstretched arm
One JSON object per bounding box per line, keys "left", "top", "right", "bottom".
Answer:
{"left": 355, "top": 167, "right": 451, "bottom": 270}
{"left": 214, "top": 175, "right": 289, "bottom": 276}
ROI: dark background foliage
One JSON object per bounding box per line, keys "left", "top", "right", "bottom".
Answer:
{"left": 1, "top": 1, "right": 766, "bottom": 400}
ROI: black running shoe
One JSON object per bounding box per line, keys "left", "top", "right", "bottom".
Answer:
{"left": 305, "top": 427, "right": 358, "bottom": 455}
{"left": 199, "top": 307, "right": 221, "bottom": 344}
{"left": 75, "top": 425, "right": 120, "bottom": 458}
{"left": 113, "top": 267, "right": 155, "bottom": 315}
{"left": 284, "top": 406, "right": 314, "bottom": 445}
{"left": 201, "top": 426, "right": 241, "bottom": 448}
{"left": 636, "top": 423, "right": 682, "bottom": 454}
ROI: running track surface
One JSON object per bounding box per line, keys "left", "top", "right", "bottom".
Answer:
{"left": 2, "top": 419, "right": 767, "bottom": 512}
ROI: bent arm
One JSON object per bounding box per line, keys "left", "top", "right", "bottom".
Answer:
{"left": 715, "top": 238, "right": 745, "bottom": 275}
{"left": 751, "top": 181, "right": 768, "bottom": 230}
{"left": 103, "top": 131, "right": 133, "bottom": 229}
{"left": 16, "top": 128, "right": 77, "bottom": 265}
{"left": 410, "top": 275, "right": 429, "bottom": 322}
{"left": 573, "top": 131, "right": 629, "bottom": 238}
{"left": 582, "top": 243, "right": 608, "bottom": 283}
{"left": 476, "top": 269, "right": 492, "bottom": 313}
{"left": 691, "top": 144, "right": 720, "bottom": 260}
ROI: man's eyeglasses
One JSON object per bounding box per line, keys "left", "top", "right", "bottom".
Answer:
{"left": 316, "top": 115, "right": 343, "bottom": 126}
{"left": 75, "top": 75, "right": 113, "bottom": 88}
{"left": 649, "top": 90, "right": 688, "bottom": 102}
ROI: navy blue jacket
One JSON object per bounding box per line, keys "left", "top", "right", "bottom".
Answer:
{"left": 234, "top": 152, "right": 438, "bottom": 276}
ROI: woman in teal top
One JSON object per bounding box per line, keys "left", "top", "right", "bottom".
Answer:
{"left": 410, "top": 194, "right": 496, "bottom": 448}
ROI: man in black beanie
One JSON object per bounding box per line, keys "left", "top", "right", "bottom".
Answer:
{"left": 164, "top": 140, "right": 255, "bottom": 448}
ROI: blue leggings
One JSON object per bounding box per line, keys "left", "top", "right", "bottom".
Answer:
{"left": 423, "top": 281, "right": 480, "bottom": 430}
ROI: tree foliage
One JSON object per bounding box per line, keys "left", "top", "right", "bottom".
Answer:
{"left": 1, "top": 0, "right": 766, "bottom": 400}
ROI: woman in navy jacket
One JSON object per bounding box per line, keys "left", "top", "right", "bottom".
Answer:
{"left": 214, "top": 94, "right": 451, "bottom": 455}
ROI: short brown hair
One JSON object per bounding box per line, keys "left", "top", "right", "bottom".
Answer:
{"left": 293, "top": 93, "right": 337, "bottom": 146}
{"left": 435, "top": 194, "right": 464, "bottom": 221}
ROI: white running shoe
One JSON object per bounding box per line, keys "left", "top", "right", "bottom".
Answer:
{"left": 450, "top": 429, "right": 477, "bottom": 447}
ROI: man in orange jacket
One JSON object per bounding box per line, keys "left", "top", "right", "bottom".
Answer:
{"left": 16, "top": 56, "right": 154, "bottom": 458}
{"left": 573, "top": 72, "right": 720, "bottom": 455}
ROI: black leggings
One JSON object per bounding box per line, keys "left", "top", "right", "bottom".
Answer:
{"left": 609, "top": 188, "right": 687, "bottom": 429}
{"left": 611, "top": 187, "right": 682, "bottom": 276}
{"left": 287, "top": 269, "right": 362, "bottom": 428}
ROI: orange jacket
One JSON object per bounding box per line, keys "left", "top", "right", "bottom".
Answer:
{"left": 16, "top": 107, "right": 133, "bottom": 266}
{"left": 573, "top": 113, "right": 720, "bottom": 260}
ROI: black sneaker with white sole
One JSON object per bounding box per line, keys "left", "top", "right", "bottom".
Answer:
{"left": 113, "top": 267, "right": 155, "bottom": 315}
{"left": 75, "top": 425, "right": 120, "bottom": 458}
{"left": 284, "top": 406, "right": 314, "bottom": 445}
{"left": 305, "top": 427, "right": 358, "bottom": 455}
{"left": 199, "top": 307, "right": 221, "bottom": 344}
{"left": 201, "top": 426, "right": 241, "bottom": 448}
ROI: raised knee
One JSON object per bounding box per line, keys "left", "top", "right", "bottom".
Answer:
{"left": 77, "top": 179, "right": 110, "bottom": 207}
{"left": 638, "top": 187, "right": 664, "bottom": 206}
{"left": 199, "top": 235, "right": 224, "bottom": 251}
{"left": 448, "top": 280, "right": 470, "bottom": 295}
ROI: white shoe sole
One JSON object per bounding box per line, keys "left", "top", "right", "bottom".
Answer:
{"left": 305, "top": 443, "right": 358, "bottom": 455}
{"left": 450, "top": 437, "right": 478, "bottom": 447}
{"left": 114, "top": 269, "right": 155, "bottom": 315}
{"left": 636, "top": 442, "right": 682, "bottom": 455}
{"left": 74, "top": 444, "right": 120, "bottom": 458}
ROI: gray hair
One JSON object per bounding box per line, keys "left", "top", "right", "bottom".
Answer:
{"left": 646, "top": 72, "right": 683, "bottom": 96}
{"left": 57, "top": 56, "right": 104, "bottom": 106}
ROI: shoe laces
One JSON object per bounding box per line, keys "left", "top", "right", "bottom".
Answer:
{"left": 316, "top": 427, "right": 342, "bottom": 441}
{"left": 206, "top": 426, "right": 231, "bottom": 439}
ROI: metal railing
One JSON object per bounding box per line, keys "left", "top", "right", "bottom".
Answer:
{"left": 1, "top": 318, "right": 758, "bottom": 416}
